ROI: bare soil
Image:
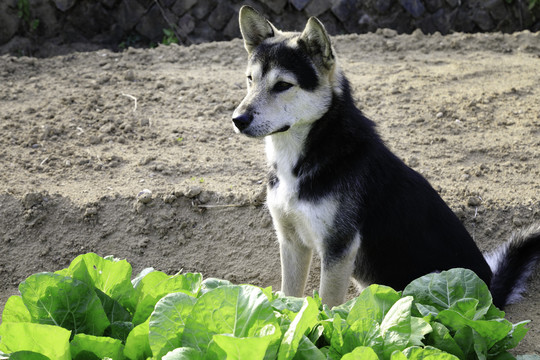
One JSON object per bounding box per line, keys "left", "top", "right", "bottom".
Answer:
{"left": 0, "top": 30, "right": 539, "bottom": 354}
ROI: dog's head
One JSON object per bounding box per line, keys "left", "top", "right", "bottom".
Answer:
{"left": 232, "top": 6, "right": 340, "bottom": 138}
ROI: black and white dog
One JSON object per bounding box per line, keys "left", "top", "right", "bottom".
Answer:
{"left": 232, "top": 6, "right": 540, "bottom": 308}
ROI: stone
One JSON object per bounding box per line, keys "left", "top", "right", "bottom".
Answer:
{"left": 113, "top": 0, "right": 147, "bottom": 31}
{"left": 471, "top": 9, "right": 495, "bottom": 31}
{"left": 30, "top": 0, "right": 60, "bottom": 37}
{"left": 305, "top": 0, "right": 332, "bottom": 17}
{"left": 445, "top": 0, "right": 460, "bottom": 7}
{"left": 290, "top": 0, "right": 311, "bottom": 11}
{"left": 135, "top": 4, "right": 170, "bottom": 41}
{"left": 399, "top": 0, "right": 426, "bottom": 18}
{"left": 53, "top": 0, "right": 76, "bottom": 12}
{"left": 0, "top": 2, "right": 20, "bottom": 45}
{"left": 223, "top": 14, "right": 241, "bottom": 39}
{"left": 178, "top": 13, "right": 196, "bottom": 35}
{"left": 331, "top": 0, "right": 355, "bottom": 22}
{"left": 424, "top": 0, "right": 445, "bottom": 13}
{"left": 67, "top": 2, "right": 113, "bottom": 39}
{"left": 23, "top": 192, "right": 43, "bottom": 209}
{"left": 137, "top": 189, "right": 153, "bottom": 204}
{"left": 374, "top": 0, "right": 393, "bottom": 14}
{"left": 191, "top": 0, "right": 217, "bottom": 20}
{"left": 486, "top": 0, "right": 507, "bottom": 21}
{"left": 208, "top": 2, "right": 235, "bottom": 30}
{"left": 265, "top": 0, "right": 288, "bottom": 14}
{"left": 171, "top": 0, "right": 197, "bottom": 16}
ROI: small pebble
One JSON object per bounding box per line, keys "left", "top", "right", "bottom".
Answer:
{"left": 137, "top": 189, "right": 153, "bottom": 204}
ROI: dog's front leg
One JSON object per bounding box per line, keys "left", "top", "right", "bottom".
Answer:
{"left": 278, "top": 229, "right": 313, "bottom": 297}
{"left": 319, "top": 234, "right": 361, "bottom": 308}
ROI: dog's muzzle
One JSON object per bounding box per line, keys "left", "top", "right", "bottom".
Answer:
{"left": 232, "top": 113, "right": 253, "bottom": 132}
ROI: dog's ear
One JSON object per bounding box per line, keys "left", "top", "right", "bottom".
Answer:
{"left": 239, "top": 6, "right": 275, "bottom": 54}
{"left": 299, "top": 17, "right": 335, "bottom": 70}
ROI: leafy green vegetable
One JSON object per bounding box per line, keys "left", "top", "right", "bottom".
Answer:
{"left": 70, "top": 333, "right": 124, "bottom": 360}
{"left": 0, "top": 322, "right": 71, "bottom": 359}
{"left": 19, "top": 272, "right": 110, "bottom": 336}
{"left": 0, "top": 255, "right": 534, "bottom": 360}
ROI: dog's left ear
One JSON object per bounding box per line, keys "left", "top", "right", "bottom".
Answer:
{"left": 299, "top": 17, "right": 335, "bottom": 70}
{"left": 239, "top": 6, "right": 276, "bottom": 54}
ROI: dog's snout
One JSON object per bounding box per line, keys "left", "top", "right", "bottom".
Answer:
{"left": 232, "top": 113, "right": 253, "bottom": 132}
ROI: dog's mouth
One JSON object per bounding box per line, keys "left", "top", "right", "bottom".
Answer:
{"left": 270, "top": 125, "right": 290, "bottom": 135}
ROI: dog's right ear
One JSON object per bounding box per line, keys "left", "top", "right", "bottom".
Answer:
{"left": 239, "top": 6, "right": 275, "bottom": 54}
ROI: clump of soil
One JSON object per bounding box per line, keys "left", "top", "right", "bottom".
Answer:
{"left": 0, "top": 30, "right": 539, "bottom": 354}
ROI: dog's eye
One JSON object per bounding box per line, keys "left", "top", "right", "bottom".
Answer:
{"left": 247, "top": 75, "right": 252, "bottom": 82}
{"left": 273, "top": 81, "right": 293, "bottom": 92}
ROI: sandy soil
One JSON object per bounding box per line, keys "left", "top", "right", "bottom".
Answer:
{"left": 0, "top": 30, "right": 539, "bottom": 354}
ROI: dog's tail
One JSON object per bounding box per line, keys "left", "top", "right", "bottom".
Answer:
{"left": 485, "top": 223, "right": 540, "bottom": 308}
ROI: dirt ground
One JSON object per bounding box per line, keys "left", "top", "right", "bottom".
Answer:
{"left": 1, "top": 29, "right": 539, "bottom": 354}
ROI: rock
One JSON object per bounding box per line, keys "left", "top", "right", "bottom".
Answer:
{"left": 171, "top": 0, "right": 197, "bottom": 16}
{"left": 208, "top": 2, "right": 234, "bottom": 31}
{"left": 471, "top": 9, "right": 495, "bottom": 31}
{"left": 399, "top": 0, "right": 426, "bottom": 18}
{"left": 374, "top": 0, "right": 393, "bottom": 13}
{"left": 135, "top": 4, "right": 170, "bottom": 42}
{"left": 0, "top": 1, "right": 20, "bottom": 45}
{"left": 467, "top": 196, "right": 482, "bottom": 207}
{"left": 185, "top": 186, "right": 202, "bottom": 198}
{"left": 23, "top": 192, "right": 43, "bottom": 209}
{"left": 305, "top": 0, "right": 332, "bottom": 17}
{"left": 424, "top": 0, "right": 445, "bottom": 13}
{"left": 53, "top": 0, "right": 77, "bottom": 12}
{"left": 113, "top": 0, "right": 147, "bottom": 31}
{"left": 445, "top": 0, "right": 460, "bottom": 7}
{"left": 332, "top": 0, "right": 355, "bottom": 22}
{"left": 485, "top": 0, "right": 508, "bottom": 21}
{"left": 191, "top": 0, "right": 217, "bottom": 20}
{"left": 137, "top": 189, "right": 153, "bottom": 204}
{"left": 265, "top": 0, "right": 287, "bottom": 14}
{"left": 178, "top": 13, "right": 196, "bottom": 35}
{"left": 290, "top": 0, "right": 310, "bottom": 11}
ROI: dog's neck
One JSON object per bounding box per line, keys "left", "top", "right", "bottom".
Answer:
{"left": 265, "top": 123, "right": 311, "bottom": 184}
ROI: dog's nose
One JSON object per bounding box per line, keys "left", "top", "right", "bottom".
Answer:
{"left": 232, "top": 113, "right": 253, "bottom": 132}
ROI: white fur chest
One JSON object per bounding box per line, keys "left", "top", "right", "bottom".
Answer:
{"left": 265, "top": 134, "right": 337, "bottom": 254}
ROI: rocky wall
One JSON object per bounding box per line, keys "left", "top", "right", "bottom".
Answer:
{"left": 1, "top": 0, "right": 540, "bottom": 55}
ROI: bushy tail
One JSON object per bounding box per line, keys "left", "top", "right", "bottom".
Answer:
{"left": 485, "top": 223, "right": 540, "bottom": 309}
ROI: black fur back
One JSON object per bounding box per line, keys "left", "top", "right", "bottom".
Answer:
{"left": 294, "top": 75, "right": 496, "bottom": 293}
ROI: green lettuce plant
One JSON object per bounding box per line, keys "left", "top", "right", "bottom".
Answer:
{"left": 0, "top": 253, "right": 534, "bottom": 359}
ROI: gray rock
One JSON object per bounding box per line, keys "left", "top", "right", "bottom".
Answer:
{"left": 486, "top": 0, "right": 507, "bottom": 20}
{"left": 23, "top": 192, "right": 43, "bottom": 209}
{"left": 290, "top": 0, "right": 311, "bottom": 11}
{"left": 171, "top": 0, "right": 197, "bottom": 16}
{"left": 332, "top": 0, "right": 355, "bottom": 22}
{"left": 191, "top": 0, "right": 217, "bottom": 20}
{"left": 137, "top": 189, "right": 153, "bottom": 204}
{"left": 223, "top": 14, "right": 241, "bottom": 39}
{"left": 113, "top": 0, "right": 147, "bottom": 31}
{"left": 178, "top": 13, "right": 196, "bottom": 35}
{"left": 305, "top": 0, "right": 332, "bottom": 17}
{"left": 208, "top": 2, "right": 235, "bottom": 30}
{"left": 374, "top": 0, "right": 393, "bottom": 14}
{"left": 472, "top": 9, "right": 495, "bottom": 31}
{"left": 399, "top": 0, "right": 426, "bottom": 18}
{"left": 445, "top": 0, "right": 460, "bottom": 7}
{"left": 53, "top": 0, "right": 77, "bottom": 12}
{"left": 424, "top": 0, "right": 445, "bottom": 13}
{"left": 0, "top": 2, "right": 20, "bottom": 45}
{"left": 31, "top": 0, "right": 60, "bottom": 37}
{"left": 135, "top": 4, "right": 170, "bottom": 41}
{"left": 265, "top": 0, "right": 288, "bottom": 14}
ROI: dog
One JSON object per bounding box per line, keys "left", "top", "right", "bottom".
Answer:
{"left": 232, "top": 5, "right": 540, "bottom": 308}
